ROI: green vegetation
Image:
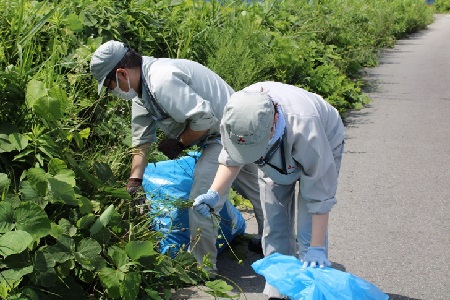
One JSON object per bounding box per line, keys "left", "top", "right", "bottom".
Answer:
{"left": 0, "top": 0, "right": 434, "bottom": 298}
{"left": 434, "top": 0, "right": 450, "bottom": 12}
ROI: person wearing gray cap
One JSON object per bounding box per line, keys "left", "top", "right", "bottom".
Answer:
{"left": 89, "top": 40, "right": 265, "bottom": 275}
{"left": 192, "top": 81, "right": 345, "bottom": 299}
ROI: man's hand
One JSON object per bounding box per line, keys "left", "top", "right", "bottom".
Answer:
{"left": 157, "top": 138, "right": 186, "bottom": 159}
{"left": 126, "top": 178, "right": 143, "bottom": 196}
{"left": 301, "top": 246, "right": 331, "bottom": 268}
{"left": 193, "top": 189, "right": 220, "bottom": 217}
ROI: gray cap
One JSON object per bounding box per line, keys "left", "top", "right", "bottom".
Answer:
{"left": 222, "top": 91, "right": 275, "bottom": 164}
{"left": 90, "top": 40, "right": 128, "bottom": 94}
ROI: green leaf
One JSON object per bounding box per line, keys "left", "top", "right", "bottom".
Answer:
{"left": 108, "top": 246, "right": 129, "bottom": 270}
{"left": 91, "top": 226, "right": 111, "bottom": 245}
{"left": 0, "top": 281, "right": 8, "bottom": 298}
{"left": 79, "top": 127, "right": 90, "bottom": 139}
{"left": 37, "top": 137, "right": 58, "bottom": 159}
{"left": 0, "top": 265, "right": 33, "bottom": 295}
{"left": 56, "top": 235, "right": 76, "bottom": 253}
{"left": 32, "top": 250, "right": 60, "bottom": 288}
{"left": 27, "top": 168, "right": 48, "bottom": 197}
{"left": 174, "top": 251, "right": 197, "bottom": 265}
{"left": 0, "top": 202, "right": 14, "bottom": 233}
{"left": 77, "top": 238, "right": 101, "bottom": 258}
{"left": 94, "top": 161, "right": 114, "bottom": 184}
{"left": 48, "top": 177, "right": 79, "bottom": 206}
{"left": 48, "top": 158, "right": 67, "bottom": 175}
{"left": 25, "top": 79, "right": 47, "bottom": 109}
{"left": 57, "top": 218, "right": 77, "bottom": 237}
{"left": 0, "top": 231, "right": 33, "bottom": 257}
{"left": 125, "top": 241, "right": 156, "bottom": 261}
{"left": 49, "top": 159, "right": 76, "bottom": 187}
{"left": 204, "top": 279, "right": 236, "bottom": 298}
{"left": 56, "top": 259, "right": 75, "bottom": 277}
{"left": 77, "top": 214, "right": 96, "bottom": 229}
{"left": 64, "top": 13, "right": 83, "bottom": 32}
{"left": 98, "top": 267, "right": 124, "bottom": 298}
{"left": 47, "top": 244, "right": 75, "bottom": 264}
{"left": 47, "top": 236, "right": 75, "bottom": 264}
{"left": 74, "top": 244, "right": 106, "bottom": 271}
{"left": 90, "top": 204, "right": 114, "bottom": 235}
{"left": 0, "top": 265, "right": 33, "bottom": 284}
{"left": 50, "top": 222, "right": 64, "bottom": 238}
{"left": 175, "top": 264, "right": 196, "bottom": 284}
{"left": 0, "top": 134, "right": 15, "bottom": 153}
{"left": 101, "top": 186, "right": 131, "bottom": 199}
{"left": 34, "top": 249, "right": 56, "bottom": 272}
{"left": 15, "top": 202, "right": 51, "bottom": 239}
{"left": 145, "top": 288, "right": 164, "bottom": 300}
{"left": 34, "top": 95, "right": 63, "bottom": 121}
{"left": 12, "top": 148, "right": 33, "bottom": 162}
{"left": 49, "top": 85, "right": 70, "bottom": 111}
{"left": 72, "top": 131, "right": 84, "bottom": 149}
{"left": 19, "top": 181, "right": 47, "bottom": 207}
{"left": 79, "top": 197, "right": 93, "bottom": 214}
{"left": 156, "top": 257, "right": 176, "bottom": 276}
{"left": 0, "top": 174, "right": 9, "bottom": 200}
{"left": 66, "top": 158, "right": 102, "bottom": 189}
{"left": 8, "top": 133, "right": 28, "bottom": 151}
{"left": 120, "top": 272, "right": 141, "bottom": 300}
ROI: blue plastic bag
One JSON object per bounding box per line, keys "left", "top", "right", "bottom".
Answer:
{"left": 252, "top": 253, "right": 389, "bottom": 300}
{"left": 142, "top": 153, "right": 246, "bottom": 258}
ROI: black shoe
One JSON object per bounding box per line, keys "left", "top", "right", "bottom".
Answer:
{"left": 248, "top": 238, "right": 263, "bottom": 254}
{"left": 268, "top": 298, "right": 284, "bottom": 300}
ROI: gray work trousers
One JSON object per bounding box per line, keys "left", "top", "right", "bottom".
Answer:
{"left": 262, "top": 142, "right": 344, "bottom": 298}
{"left": 188, "top": 142, "right": 263, "bottom": 270}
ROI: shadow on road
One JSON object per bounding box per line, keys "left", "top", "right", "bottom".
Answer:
{"left": 342, "top": 106, "right": 374, "bottom": 128}
{"left": 387, "top": 294, "right": 423, "bottom": 300}
{"left": 216, "top": 235, "right": 265, "bottom": 293}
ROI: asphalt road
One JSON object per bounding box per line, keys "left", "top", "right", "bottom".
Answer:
{"left": 329, "top": 14, "right": 450, "bottom": 300}
{"left": 173, "top": 14, "right": 450, "bottom": 300}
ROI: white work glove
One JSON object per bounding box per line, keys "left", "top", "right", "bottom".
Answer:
{"left": 193, "top": 189, "right": 220, "bottom": 217}
{"left": 301, "top": 246, "right": 331, "bottom": 268}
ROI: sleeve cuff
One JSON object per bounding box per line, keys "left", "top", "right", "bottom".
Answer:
{"left": 306, "top": 198, "right": 337, "bottom": 214}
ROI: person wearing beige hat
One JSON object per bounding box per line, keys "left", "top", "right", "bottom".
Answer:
{"left": 89, "top": 40, "right": 265, "bottom": 274}
{"left": 193, "top": 81, "right": 345, "bottom": 299}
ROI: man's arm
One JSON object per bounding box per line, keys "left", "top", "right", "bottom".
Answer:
{"left": 129, "top": 143, "right": 151, "bottom": 179}
{"left": 210, "top": 164, "right": 241, "bottom": 196}
{"left": 178, "top": 128, "right": 209, "bottom": 148}
{"left": 310, "top": 213, "right": 329, "bottom": 247}
{"left": 192, "top": 164, "right": 241, "bottom": 217}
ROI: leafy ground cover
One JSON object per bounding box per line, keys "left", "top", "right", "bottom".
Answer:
{"left": 434, "top": 0, "right": 450, "bottom": 12}
{"left": 0, "top": 0, "right": 434, "bottom": 298}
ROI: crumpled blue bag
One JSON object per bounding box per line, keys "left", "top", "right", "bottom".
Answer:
{"left": 252, "top": 253, "right": 388, "bottom": 300}
{"left": 142, "top": 152, "right": 246, "bottom": 258}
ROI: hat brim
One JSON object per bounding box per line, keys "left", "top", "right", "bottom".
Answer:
{"left": 97, "top": 76, "right": 106, "bottom": 95}
{"left": 222, "top": 130, "right": 271, "bottom": 164}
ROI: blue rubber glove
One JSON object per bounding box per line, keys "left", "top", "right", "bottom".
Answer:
{"left": 301, "top": 246, "right": 331, "bottom": 268}
{"left": 193, "top": 189, "right": 220, "bottom": 217}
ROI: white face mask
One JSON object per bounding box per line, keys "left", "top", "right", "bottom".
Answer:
{"left": 111, "top": 73, "right": 138, "bottom": 100}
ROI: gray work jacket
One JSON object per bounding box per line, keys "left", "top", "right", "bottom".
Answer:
{"left": 219, "top": 81, "right": 345, "bottom": 214}
{"left": 131, "top": 56, "right": 234, "bottom": 147}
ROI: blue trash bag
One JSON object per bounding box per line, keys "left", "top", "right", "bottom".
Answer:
{"left": 142, "top": 152, "right": 246, "bottom": 258}
{"left": 252, "top": 253, "right": 389, "bottom": 300}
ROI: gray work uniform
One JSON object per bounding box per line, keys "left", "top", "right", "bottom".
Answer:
{"left": 131, "top": 57, "right": 264, "bottom": 269}
{"left": 219, "top": 81, "right": 345, "bottom": 298}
